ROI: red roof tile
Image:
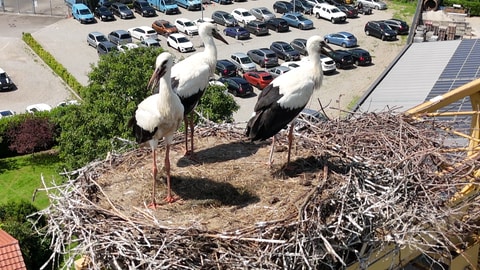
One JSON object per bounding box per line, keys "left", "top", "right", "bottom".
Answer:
{"left": 0, "top": 229, "right": 27, "bottom": 270}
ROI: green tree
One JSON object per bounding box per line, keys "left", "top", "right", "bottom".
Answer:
{"left": 57, "top": 48, "right": 239, "bottom": 170}
{"left": 0, "top": 201, "right": 55, "bottom": 270}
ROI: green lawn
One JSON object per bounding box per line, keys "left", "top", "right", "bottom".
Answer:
{"left": 0, "top": 152, "right": 64, "bottom": 210}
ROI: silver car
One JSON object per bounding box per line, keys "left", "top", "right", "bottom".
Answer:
{"left": 247, "top": 48, "right": 278, "bottom": 68}
{"left": 87, "top": 31, "right": 108, "bottom": 48}
{"left": 249, "top": 7, "right": 276, "bottom": 21}
{"left": 358, "top": 0, "right": 387, "bottom": 10}
{"left": 230, "top": 52, "right": 257, "bottom": 73}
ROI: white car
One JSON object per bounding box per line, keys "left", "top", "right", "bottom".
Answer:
{"left": 167, "top": 33, "right": 195, "bottom": 53}
{"left": 231, "top": 8, "right": 257, "bottom": 24}
{"left": 128, "top": 26, "right": 158, "bottom": 41}
{"left": 174, "top": 18, "right": 199, "bottom": 36}
{"left": 26, "top": 103, "right": 52, "bottom": 113}
{"left": 281, "top": 61, "right": 302, "bottom": 69}
{"left": 118, "top": 43, "right": 139, "bottom": 52}
{"left": 0, "top": 109, "right": 15, "bottom": 118}
{"left": 300, "top": 55, "right": 337, "bottom": 74}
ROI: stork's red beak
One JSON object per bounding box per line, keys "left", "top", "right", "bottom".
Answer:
{"left": 147, "top": 61, "right": 168, "bottom": 91}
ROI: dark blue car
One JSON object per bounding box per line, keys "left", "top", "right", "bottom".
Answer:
{"left": 223, "top": 26, "right": 250, "bottom": 40}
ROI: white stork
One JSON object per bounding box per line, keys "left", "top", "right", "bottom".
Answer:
{"left": 245, "top": 36, "right": 332, "bottom": 167}
{"left": 170, "top": 22, "right": 228, "bottom": 157}
{"left": 128, "top": 52, "right": 184, "bottom": 207}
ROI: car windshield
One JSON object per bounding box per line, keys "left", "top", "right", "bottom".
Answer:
{"left": 260, "top": 8, "right": 272, "bottom": 14}
{"left": 240, "top": 57, "right": 252, "bottom": 63}
{"left": 184, "top": 21, "right": 194, "bottom": 27}
{"left": 283, "top": 45, "right": 295, "bottom": 51}
{"left": 0, "top": 111, "right": 13, "bottom": 117}
{"left": 331, "top": 8, "right": 341, "bottom": 13}
{"left": 178, "top": 37, "right": 190, "bottom": 43}
{"left": 262, "top": 75, "right": 273, "bottom": 80}
{"left": 297, "top": 15, "right": 308, "bottom": 21}
{"left": 79, "top": 9, "right": 91, "bottom": 15}
{"left": 242, "top": 11, "right": 251, "bottom": 16}
{"left": 119, "top": 6, "right": 129, "bottom": 11}
{"left": 97, "top": 35, "right": 108, "bottom": 42}
{"left": 99, "top": 6, "right": 109, "bottom": 11}
{"left": 224, "top": 14, "right": 234, "bottom": 19}
{"left": 0, "top": 73, "right": 7, "bottom": 79}
{"left": 165, "top": 0, "right": 175, "bottom": 4}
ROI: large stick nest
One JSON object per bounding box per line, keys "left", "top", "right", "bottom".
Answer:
{"left": 32, "top": 111, "right": 480, "bottom": 269}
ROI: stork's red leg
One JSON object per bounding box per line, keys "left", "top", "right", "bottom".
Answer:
{"left": 148, "top": 149, "right": 159, "bottom": 209}
{"left": 268, "top": 136, "right": 276, "bottom": 167}
{"left": 287, "top": 123, "right": 294, "bottom": 165}
{"left": 189, "top": 116, "right": 195, "bottom": 155}
{"left": 183, "top": 117, "right": 190, "bottom": 155}
{"left": 164, "top": 144, "right": 177, "bottom": 203}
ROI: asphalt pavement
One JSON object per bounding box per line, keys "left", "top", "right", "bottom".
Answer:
{"left": 0, "top": 3, "right": 403, "bottom": 121}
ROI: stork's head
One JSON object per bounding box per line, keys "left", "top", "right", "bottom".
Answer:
{"left": 199, "top": 22, "right": 228, "bottom": 45}
{"left": 306, "top": 35, "right": 333, "bottom": 56}
{"left": 148, "top": 52, "right": 174, "bottom": 90}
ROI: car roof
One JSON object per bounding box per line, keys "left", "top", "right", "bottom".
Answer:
{"left": 90, "top": 31, "right": 106, "bottom": 36}
{"left": 0, "top": 68, "right": 6, "bottom": 73}
{"left": 26, "top": 103, "right": 52, "bottom": 111}
{"left": 231, "top": 52, "right": 249, "bottom": 57}
{"left": 284, "top": 12, "right": 302, "bottom": 16}
{"left": 218, "top": 59, "right": 235, "bottom": 64}
{"left": 273, "top": 41, "right": 289, "bottom": 45}
{"left": 229, "top": 77, "right": 248, "bottom": 83}
{"left": 213, "top": 10, "right": 229, "bottom": 15}
{"left": 337, "top": 31, "right": 353, "bottom": 36}
{"left": 99, "top": 41, "right": 116, "bottom": 47}
{"left": 111, "top": 29, "right": 129, "bottom": 34}
{"left": 273, "top": 66, "right": 290, "bottom": 71}
{"left": 169, "top": 33, "right": 187, "bottom": 38}
{"left": 233, "top": 7, "right": 249, "bottom": 12}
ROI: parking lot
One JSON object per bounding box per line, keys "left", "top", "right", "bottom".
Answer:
{"left": 0, "top": 1, "right": 405, "bottom": 121}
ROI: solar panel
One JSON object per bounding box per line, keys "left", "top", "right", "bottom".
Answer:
{"left": 425, "top": 39, "right": 480, "bottom": 134}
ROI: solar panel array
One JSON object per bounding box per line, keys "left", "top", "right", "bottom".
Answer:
{"left": 426, "top": 39, "right": 480, "bottom": 133}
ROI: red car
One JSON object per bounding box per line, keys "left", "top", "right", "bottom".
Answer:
{"left": 243, "top": 71, "right": 274, "bottom": 90}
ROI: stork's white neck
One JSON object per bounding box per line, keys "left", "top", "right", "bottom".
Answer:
{"left": 201, "top": 34, "right": 218, "bottom": 75}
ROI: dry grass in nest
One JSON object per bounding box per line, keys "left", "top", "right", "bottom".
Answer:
{"left": 31, "top": 111, "right": 480, "bottom": 269}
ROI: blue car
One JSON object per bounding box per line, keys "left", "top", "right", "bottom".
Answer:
{"left": 324, "top": 31, "right": 357, "bottom": 48}
{"left": 223, "top": 26, "right": 250, "bottom": 40}
{"left": 281, "top": 12, "right": 313, "bottom": 30}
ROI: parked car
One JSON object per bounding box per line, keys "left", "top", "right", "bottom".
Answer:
{"left": 312, "top": 3, "right": 346, "bottom": 24}
{"left": 128, "top": 26, "right": 157, "bottom": 41}
{"left": 139, "top": 38, "right": 161, "bottom": 47}
{"left": 212, "top": 11, "right": 238, "bottom": 27}
{"left": 167, "top": 33, "right": 195, "bottom": 52}
{"left": 110, "top": 2, "right": 135, "bottom": 19}
{"left": 281, "top": 12, "right": 313, "bottom": 30}
{"left": 281, "top": 61, "right": 301, "bottom": 69}
{"left": 247, "top": 48, "right": 279, "bottom": 68}
{"left": 325, "top": 49, "right": 355, "bottom": 69}
{"left": 356, "top": 3, "right": 372, "bottom": 14}
{"left": 347, "top": 48, "right": 372, "bottom": 66}
{"left": 0, "top": 110, "right": 15, "bottom": 118}
{"left": 291, "top": 0, "right": 314, "bottom": 14}
{"left": 193, "top": 17, "right": 215, "bottom": 25}
{"left": 336, "top": 4, "right": 358, "bottom": 18}
{"left": 152, "top": 19, "right": 178, "bottom": 36}
{"left": 26, "top": 103, "right": 52, "bottom": 113}
{"left": 231, "top": 8, "right": 257, "bottom": 24}
{"left": 0, "top": 68, "right": 14, "bottom": 91}
{"left": 87, "top": 31, "right": 108, "bottom": 48}
{"left": 175, "top": 18, "right": 199, "bottom": 36}
{"left": 250, "top": 7, "right": 276, "bottom": 21}
{"left": 300, "top": 54, "right": 337, "bottom": 74}
{"left": 270, "top": 41, "right": 301, "bottom": 61}
{"left": 211, "top": 0, "right": 233, "bottom": 4}
{"left": 71, "top": 3, "right": 95, "bottom": 24}
{"left": 383, "top": 18, "right": 409, "bottom": 35}
{"left": 242, "top": 71, "right": 273, "bottom": 90}
{"left": 118, "top": 42, "right": 139, "bottom": 52}
{"left": 97, "top": 41, "right": 119, "bottom": 55}
{"left": 296, "top": 108, "right": 327, "bottom": 131}
{"left": 364, "top": 20, "right": 397, "bottom": 41}
{"left": 324, "top": 31, "right": 357, "bottom": 48}
{"left": 94, "top": 5, "right": 115, "bottom": 21}
{"left": 265, "top": 18, "right": 289, "bottom": 32}
{"left": 132, "top": 0, "right": 156, "bottom": 17}
{"left": 290, "top": 38, "right": 308, "bottom": 55}
{"left": 273, "top": 1, "right": 294, "bottom": 14}
{"left": 223, "top": 26, "right": 250, "bottom": 40}
{"left": 244, "top": 20, "right": 269, "bottom": 36}
{"left": 218, "top": 76, "right": 253, "bottom": 97}
{"left": 230, "top": 52, "right": 257, "bottom": 72}
{"left": 267, "top": 66, "right": 291, "bottom": 78}
{"left": 108, "top": 30, "right": 132, "bottom": 45}
{"left": 215, "top": 59, "right": 238, "bottom": 77}
{"left": 357, "top": 0, "right": 387, "bottom": 10}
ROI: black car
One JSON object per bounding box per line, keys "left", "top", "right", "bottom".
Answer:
{"left": 325, "top": 50, "right": 354, "bottom": 69}
{"left": 290, "top": 38, "right": 308, "bottom": 55}
{"left": 215, "top": 59, "right": 238, "bottom": 77}
{"left": 132, "top": 0, "right": 156, "bottom": 17}
{"left": 110, "top": 2, "right": 134, "bottom": 19}
{"left": 364, "top": 21, "right": 397, "bottom": 41}
{"left": 270, "top": 41, "right": 301, "bottom": 61}
{"left": 336, "top": 5, "right": 358, "bottom": 18}
{"left": 218, "top": 76, "right": 254, "bottom": 97}
{"left": 273, "top": 1, "right": 294, "bottom": 14}
{"left": 291, "top": 0, "right": 313, "bottom": 14}
{"left": 212, "top": 10, "right": 238, "bottom": 26}
{"left": 383, "top": 18, "right": 410, "bottom": 35}
{"left": 244, "top": 20, "right": 269, "bottom": 36}
{"left": 0, "top": 68, "right": 14, "bottom": 91}
{"left": 94, "top": 5, "right": 115, "bottom": 21}
{"left": 211, "top": 0, "right": 233, "bottom": 4}
{"left": 265, "top": 18, "right": 289, "bottom": 32}
{"left": 347, "top": 48, "right": 372, "bottom": 66}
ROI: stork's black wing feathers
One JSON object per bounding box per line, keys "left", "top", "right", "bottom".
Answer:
{"left": 253, "top": 84, "right": 282, "bottom": 113}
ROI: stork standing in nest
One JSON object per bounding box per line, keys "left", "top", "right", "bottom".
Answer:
{"left": 245, "top": 36, "right": 332, "bottom": 167}
{"left": 129, "top": 52, "right": 184, "bottom": 207}
{"left": 170, "top": 22, "right": 228, "bottom": 157}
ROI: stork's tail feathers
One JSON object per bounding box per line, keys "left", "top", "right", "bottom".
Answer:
{"left": 245, "top": 112, "right": 262, "bottom": 142}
